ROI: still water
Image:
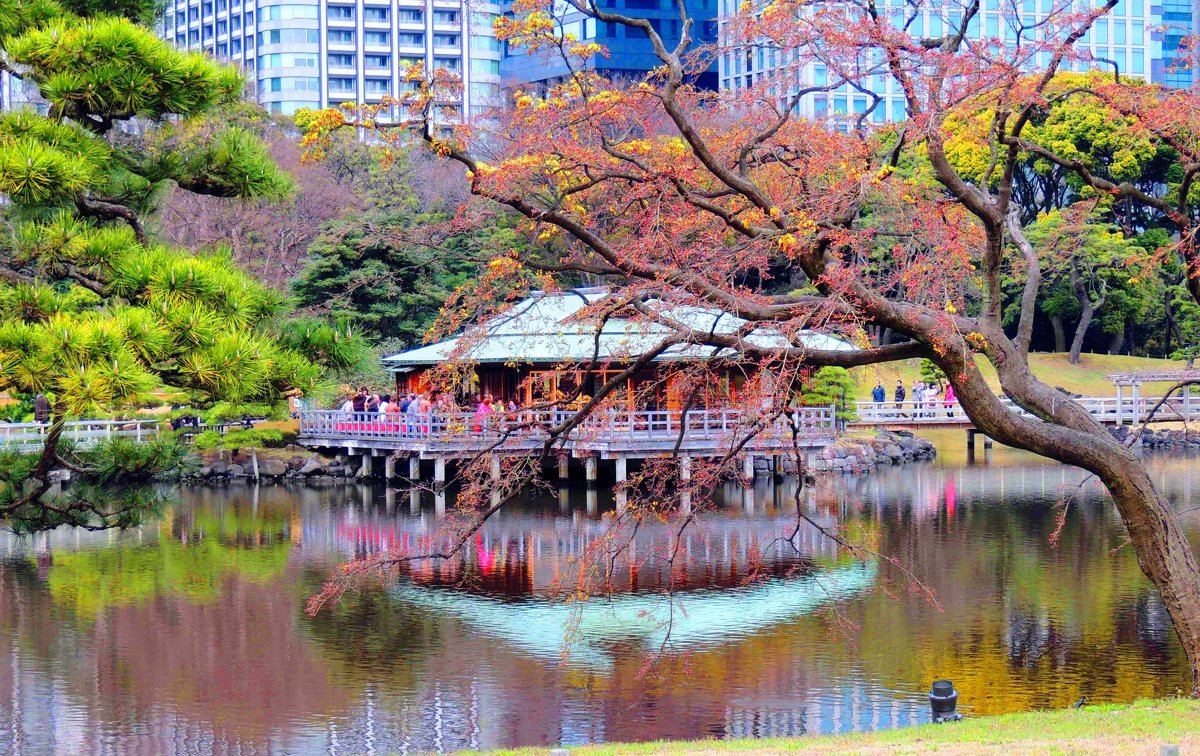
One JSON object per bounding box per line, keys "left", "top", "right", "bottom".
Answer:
{"left": 2, "top": 448, "right": 1198, "bottom": 754}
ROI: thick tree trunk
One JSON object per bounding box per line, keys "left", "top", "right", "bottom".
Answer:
{"left": 1099, "top": 453, "right": 1200, "bottom": 695}
{"left": 1069, "top": 261, "right": 1104, "bottom": 365}
{"left": 1068, "top": 308, "right": 1092, "bottom": 364}
{"left": 943, "top": 342, "right": 1200, "bottom": 695}
{"left": 1051, "top": 315, "right": 1067, "bottom": 352}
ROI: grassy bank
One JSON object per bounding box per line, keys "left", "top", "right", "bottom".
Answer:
{"left": 492, "top": 699, "right": 1199, "bottom": 755}
{"left": 851, "top": 353, "right": 1188, "bottom": 401}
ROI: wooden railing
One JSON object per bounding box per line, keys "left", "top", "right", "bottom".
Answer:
{"left": 299, "top": 407, "right": 838, "bottom": 445}
{"left": 852, "top": 394, "right": 1200, "bottom": 426}
{"left": 0, "top": 419, "right": 162, "bottom": 451}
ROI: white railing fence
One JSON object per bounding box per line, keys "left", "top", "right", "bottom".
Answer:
{"left": 0, "top": 419, "right": 162, "bottom": 451}
{"left": 299, "top": 406, "right": 838, "bottom": 444}
{"left": 852, "top": 394, "right": 1200, "bottom": 426}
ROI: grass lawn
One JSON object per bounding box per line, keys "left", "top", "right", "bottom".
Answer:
{"left": 851, "top": 352, "right": 1190, "bottom": 402}
{"left": 487, "top": 698, "right": 1200, "bottom": 755}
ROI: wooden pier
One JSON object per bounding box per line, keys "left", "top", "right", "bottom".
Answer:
{"left": 296, "top": 407, "right": 838, "bottom": 491}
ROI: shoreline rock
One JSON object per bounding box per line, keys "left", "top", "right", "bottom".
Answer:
{"left": 805, "top": 431, "right": 937, "bottom": 474}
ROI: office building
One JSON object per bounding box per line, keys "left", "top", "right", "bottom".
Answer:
{"left": 499, "top": 0, "right": 720, "bottom": 90}
{"left": 717, "top": 0, "right": 1178, "bottom": 123}
{"left": 159, "top": 0, "right": 503, "bottom": 118}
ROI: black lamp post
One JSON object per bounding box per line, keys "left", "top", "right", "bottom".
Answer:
{"left": 928, "top": 679, "right": 964, "bottom": 723}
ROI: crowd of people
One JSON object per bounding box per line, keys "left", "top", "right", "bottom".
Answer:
{"left": 871, "top": 378, "right": 956, "bottom": 418}
{"left": 335, "top": 386, "right": 522, "bottom": 432}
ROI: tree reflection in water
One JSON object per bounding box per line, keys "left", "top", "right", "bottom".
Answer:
{"left": 0, "top": 455, "right": 1196, "bottom": 752}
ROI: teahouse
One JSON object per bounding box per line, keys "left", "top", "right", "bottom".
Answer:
{"left": 383, "top": 287, "right": 855, "bottom": 408}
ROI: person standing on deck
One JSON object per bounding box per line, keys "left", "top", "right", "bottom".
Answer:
{"left": 872, "top": 382, "right": 885, "bottom": 405}
{"left": 893, "top": 380, "right": 906, "bottom": 418}
{"left": 944, "top": 383, "right": 956, "bottom": 417}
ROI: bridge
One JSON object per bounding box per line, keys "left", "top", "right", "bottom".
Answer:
{"left": 850, "top": 393, "right": 1200, "bottom": 428}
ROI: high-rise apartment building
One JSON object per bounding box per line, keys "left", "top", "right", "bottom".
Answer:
{"left": 159, "top": 0, "right": 503, "bottom": 118}
{"left": 499, "top": 0, "right": 720, "bottom": 90}
{"left": 716, "top": 0, "right": 1181, "bottom": 122}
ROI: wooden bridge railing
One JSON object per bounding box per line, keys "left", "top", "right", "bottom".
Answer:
{"left": 852, "top": 393, "right": 1200, "bottom": 426}
{"left": 298, "top": 407, "right": 838, "bottom": 446}
{"left": 0, "top": 419, "right": 162, "bottom": 451}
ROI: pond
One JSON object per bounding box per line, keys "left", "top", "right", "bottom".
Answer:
{"left": 2, "top": 446, "right": 1198, "bottom": 754}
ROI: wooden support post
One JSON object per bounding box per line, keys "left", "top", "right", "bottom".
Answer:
{"left": 586, "top": 486, "right": 597, "bottom": 515}
{"left": 615, "top": 455, "right": 628, "bottom": 512}
{"left": 490, "top": 455, "right": 501, "bottom": 482}
{"left": 585, "top": 456, "right": 597, "bottom": 484}
{"left": 679, "top": 454, "right": 692, "bottom": 514}
{"left": 966, "top": 429, "right": 976, "bottom": 465}
{"left": 434, "top": 456, "right": 446, "bottom": 491}
{"left": 558, "top": 456, "right": 570, "bottom": 481}
{"left": 384, "top": 455, "right": 395, "bottom": 480}
{"left": 435, "top": 490, "right": 446, "bottom": 518}
{"left": 409, "top": 454, "right": 420, "bottom": 480}
{"left": 358, "top": 453, "right": 371, "bottom": 479}
{"left": 559, "top": 486, "right": 570, "bottom": 512}
{"left": 385, "top": 487, "right": 395, "bottom": 512}
{"left": 1115, "top": 383, "right": 1124, "bottom": 425}
{"left": 1131, "top": 381, "right": 1141, "bottom": 424}
{"left": 742, "top": 454, "right": 755, "bottom": 480}
{"left": 409, "top": 487, "right": 421, "bottom": 514}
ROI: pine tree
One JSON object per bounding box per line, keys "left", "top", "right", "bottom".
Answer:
{"left": 0, "top": 1, "right": 343, "bottom": 532}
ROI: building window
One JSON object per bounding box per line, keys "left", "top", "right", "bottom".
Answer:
{"left": 259, "top": 4, "right": 319, "bottom": 21}
{"left": 433, "top": 33, "right": 459, "bottom": 47}
{"left": 397, "top": 9, "right": 423, "bottom": 22}
{"left": 398, "top": 32, "right": 425, "bottom": 46}
{"left": 470, "top": 59, "right": 499, "bottom": 75}
{"left": 328, "top": 53, "right": 355, "bottom": 67}
{"left": 329, "top": 77, "right": 356, "bottom": 92}
{"left": 327, "top": 5, "right": 354, "bottom": 20}
{"left": 329, "top": 30, "right": 355, "bottom": 44}
{"left": 471, "top": 35, "right": 502, "bottom": 52}
{"left": 364, "top": 31, "right": 390, "bottom": 46}
{"left": 258, "top": 53, "right": 318, "bottom": 68}
{"left": 365, "top": 54, "right": 390, "bottom": 69}
{"left": 435, "top": 56, "right": 461, "bottom": 71}
{"left": 365, "top": 79, "right": 391, "bottom": 94}
{"left": 364, "top": 7, "right": 389, "bottom": 22}
{"left": 433, "top": 10, "right": 460, "bottom": 24}
{"left": 261, "top": 29, "right": 320, "bottom": 45}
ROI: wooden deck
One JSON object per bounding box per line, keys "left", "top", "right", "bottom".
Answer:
{"left": 297, "top": 407, "right": 839, "bottom": 459}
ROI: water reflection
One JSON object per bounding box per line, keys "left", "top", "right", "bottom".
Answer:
{"left": 1, "top": 454, "right": 1198, "bottom": 753}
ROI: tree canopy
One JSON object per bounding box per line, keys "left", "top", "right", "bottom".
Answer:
{"left": 0, "top": 0, "right": 356, "bottom": 532}
{"left": 300, "top": 0, "right": 1200, "bottom": 694}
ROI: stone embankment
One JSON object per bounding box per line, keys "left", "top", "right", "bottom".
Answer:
{"left": 1109, "top": 425, "right": 1200, "bottom": 448}
{"left": 185, "top": 450, "right": 343, "bottom": 483}
{"left": 805, "top": 431, "right": 937, "bottom": 474}
{"left": 184, "top": 433, "right": 938, "bottom": 483}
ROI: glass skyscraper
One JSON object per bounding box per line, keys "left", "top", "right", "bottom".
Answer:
{"left": 160, "top": 0, "right": 504, "bottom": 119}
{"left": 717, "top": 0, "right": 1192, "bottom": 123}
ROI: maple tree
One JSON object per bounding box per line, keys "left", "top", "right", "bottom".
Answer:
{"left": 301, "top": 0, "right": 1200, "bottom": 692}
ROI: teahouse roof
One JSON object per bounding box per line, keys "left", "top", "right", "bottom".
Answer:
{"left": 383, "top": 288, "right": 856, "bottom": 370}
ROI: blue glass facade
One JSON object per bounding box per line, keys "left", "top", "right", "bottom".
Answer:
{"left": 1153, "top": 0, "right": 1197, "bottom": 87}
{"left": 500, "top": 0, "right": 719, "bottom": 89}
